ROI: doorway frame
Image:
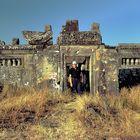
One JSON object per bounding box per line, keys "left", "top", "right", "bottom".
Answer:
{"left": 59, "top": 51, "right": 98, "bottom": 94}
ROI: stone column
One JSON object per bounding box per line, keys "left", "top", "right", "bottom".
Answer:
{"left": 122, "top": 58, "right": 126, "bottom": 65}
{"left": 130, "top": 58, "right": 134, "bottom": 65}
{"left": 126, "top": 58, "right": 129, "bottom": 65}
{"left": 2, "top": 59, "right": 5, "bottom": 66}
{"left": 17, "top": 59, "right": 21, "bottom": 66}
{"left": 7, "top": 59, "right": 11, "bottom": 66}
{"left": 135, "top": 59, "right": 139, "bottom": 65}
{"left": 12, "top": 59, "right": 16, "bottom": 66}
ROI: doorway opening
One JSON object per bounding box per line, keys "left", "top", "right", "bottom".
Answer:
{"left": 65, "top": 56, "right": 90, "bottom": 92}
{"left": 119, "top": 68, "right": 140, "bottom": 90}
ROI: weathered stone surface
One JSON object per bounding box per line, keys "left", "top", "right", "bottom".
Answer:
{"left": 91, "top": 23, "right": 101, "bottom": 34}
{"left": 45, "top": 24, "right": 52, "bottom": 32}
{"left": 12, "top": 38, "right": 20, "bottom": 45}
{"left": 22, "top": 30, "right": 52, "bottom": 45}
{"left": 0, "top": 44, "right": 45, "bottom": 50}
{"left": 0, "top": 20, "right": 140, "bottom": 94}
{"left": 57, "top": 31, "right": 102, "bottom": 45}
{"left": 0, "top": 40, "right": 5, "bottom": 46}
{"left": 101, "top": 48, "right": 119, "bottom": 94}
{"left": 58, "top": 20, "right": 102, "bottom": 45}
{"left": 65, "top": 20, "right": 79, "bottom": 32}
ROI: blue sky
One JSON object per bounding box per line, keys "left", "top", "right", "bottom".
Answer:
{"left": 0, "top": 0, "right": 140, "bottom": 45}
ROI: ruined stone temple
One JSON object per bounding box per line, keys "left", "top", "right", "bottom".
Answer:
{"left": 0, "top": 20, "right": 140, "bottom": 94}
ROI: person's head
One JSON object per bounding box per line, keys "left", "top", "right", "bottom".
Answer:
{"left": 72, "top": 61, "right": 77, "bottom": 68}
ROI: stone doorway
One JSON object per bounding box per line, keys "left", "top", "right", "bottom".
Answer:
{"left": 65, "top": 56, "right": 90, "bottom": 92}
{"left": 59, "top": 45, "right": 99, "bottom": 94}
{"left": 59, "top": 53, "right": 97, "bottom": 94}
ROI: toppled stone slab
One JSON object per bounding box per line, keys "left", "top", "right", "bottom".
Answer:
{"left": 22, "top": 31, "right": 53, "bottom": 45}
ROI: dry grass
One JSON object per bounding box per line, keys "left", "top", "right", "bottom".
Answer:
{"left": 0, "top": 85, "right": 140, "bottom": 139}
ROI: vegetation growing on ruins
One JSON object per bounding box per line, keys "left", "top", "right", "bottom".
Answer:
{"left": 0, "top": 86, "right": 140, "bottom": 139}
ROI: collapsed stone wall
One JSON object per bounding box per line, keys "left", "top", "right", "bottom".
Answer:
{"left": 0, "top": 48, "right": 59, "bottom": 89}
{"left": 0, "top": 24, "right": 59, "bottom": 90}
{"left": 0, "top": 20, "right": 140, "bottom": 94}
{"left": 57, "top": 20, "right": 102, "bottom": 45}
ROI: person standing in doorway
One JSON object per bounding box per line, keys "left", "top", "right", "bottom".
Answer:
{"left": 68, "top": 61, "right": 81, "bottom": 94}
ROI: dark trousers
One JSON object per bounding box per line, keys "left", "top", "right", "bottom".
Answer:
{"left": 71, "top": 78, "right": 81, "bottom": 94}
{"left": 81, "top": 83, "right": 86, "bottom": 92}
